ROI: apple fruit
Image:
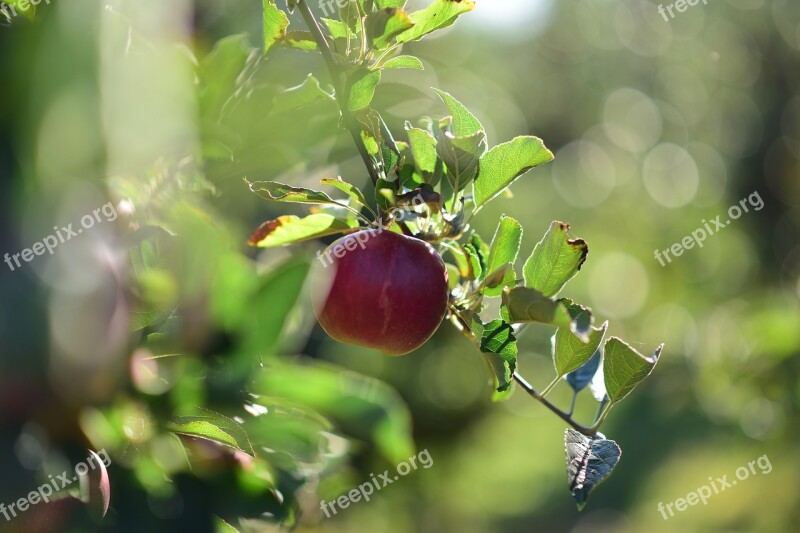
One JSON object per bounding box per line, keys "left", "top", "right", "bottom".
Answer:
{"left": 312, "top": 229, "right": 449, "bottom": 355}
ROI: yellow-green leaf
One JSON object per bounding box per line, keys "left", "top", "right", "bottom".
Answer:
{"left": 263, "top": 0, "right": 289, "bottom": 55}
{"left": 474, "top": 136, "right": 554, "bottom": 210}
{"left": 247, "top": 214, "right": 358, "bottom": 248}
{"left": 397, "top": 0, "right": 475, "bottom": 43}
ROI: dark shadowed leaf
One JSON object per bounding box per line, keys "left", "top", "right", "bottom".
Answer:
{"left": 564, "top": 429, "right": 621, "bottom": 510}
{"left": 245, "top": 180, "right": 346, "bottom": 207}
{"left": 480, "top": 320, "right": 517, "bottom": 399}
{"left": 502, "top": 287, "right": 572, "bottom": 328}
{"left": 566, "top": 349, "right": 602, "bottom": 393}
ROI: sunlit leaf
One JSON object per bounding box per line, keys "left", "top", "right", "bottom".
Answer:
{"left": 270, "top": 74, "right": 334, "bottom": 115}
{"left": 376, "top": 0, "right": 405, "bottom": 7}
{"left": 553, "top": 321, "right": 607, "bottom": 377}
{"left": 320, "top": 178, "right": 370, "bottom": 210}
{"left": 3, "top": 0, "right": 37, "bottom": 21}
{"left": 263, "top": 0, "right": 289, "bottom": 55}
{"left": 168, "top": 409, "right": 255, "bottom": 456}
{"left": 437, "top": 129, "right": 486, "bottom": 196}
{"left": 484, "top": 215, "right": 522, "bottom": 296}
{"left": 382, "top": 55, "right": 424, "bottom": 70}
{"left": 432, "top": 88, "right": 484, "bottom": 139}
{"left": 367, "top": 8, "right": 414, "bottom": 49}
{"left": 397, "top": 0, "right": 475, "bottom": 43}
{"left": 474, "top": 136, "right": 554, "bottom": 210}
{"left": 252, "top": 363, "right": 414, "bottom": 463}
{"left": 348, "top": 69, "right": 382, "bottom": 111}
{"left": 523, "top": 221, "right": 588, "bottom": 298}
{"left": 279, "top": 30, "right": 318, "bottom": 51}
{"left": 603, "top": 338, "right": 663, "bottom": 405}
{"left": 322, "top": 17, "right": 354, "bottom": 39}
{"left": 247, "top": 213, "right": 358, "bottom": 247}
{"left": 407, "top": 127, "right": 438, "bottom": 177}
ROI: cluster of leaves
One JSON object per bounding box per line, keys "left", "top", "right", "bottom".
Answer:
{"left": 20, "top": 0, "right": 664, "bottom": 525}
{"left": 246, "top": 0, "right": 665, "bottom": 508}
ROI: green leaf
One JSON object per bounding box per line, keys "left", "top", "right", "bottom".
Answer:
{"left": 241, "top": 257, "right": 311, "bottom": 356}
{"left": 603, "top": 338, "right": 663, "bottom": 405}
{"left": 559, "top": 298, "right": 594, "bottom": 342}
{"left": 279, "top": 30, "right": 319, "bottom": 51}
{"left": 484, "top": 215, "right": 522, "bottom": 296}
{"left": 322, "top": 18, "right": 354, "bottom": 39}
{"left": 252, "top": 363, "right": 414, "bottom": 463}
{"left": 554, "top": 321, "right": 608, "bottom": 377}
{"left": 215, "top": 517, "right": 240, "bottom": 533}
{"left": 168, "top": 409, "right": 255, "bottom": 456}
{"left": 462, "top": 243, "right": 483, "bottom": 282}
{"left": 480, "top": 320, "right": 517, "bottom": 398}
{"left": 502, "top": 287, "right": 572, "bottom": 327}
{"left": 397, "top": 0, "right": 475, "bottom": 43}
{"left": 565, "top": 429, "right": 621, "bottom": 510}
{"left": 270, "top": 74, "right": 334, "bottom": 115}
{"left": 367, "top": 8, "right": 414, "bottom": 49}
{"left": 3, "top": 0, "right": 37, "bottom": 21}
{"left": 433, "top": 89, "right": 484, "bottom": 139}
{"left": 263, "top": 0, "right": 289, "bottom": 55}
{"left": 320, "top": 178, "right": 370, "bottom": 210}
{"left": 247, "top": 213, "right": 358, "bottom": 247}
{"left": 437, "top": 129, "right": 486, "bottom": 197}
{"left": 376, "top": 0, "right": 405, "bottom": 8}
{"left": 382, "top": 55, "right": 424, "bottom": 70}
{"left": 348, "top": 69, "right": 382, "bottom": 111}
{"left": 407, "top": 127, "right": 438, "bottom": 177}
{"left": 523, "top": 221, "right": 588, "bottom": 298}
{"left": 245, "top": 180, "right": 343, "bottom": 206}
{"left": 474, "top": 136, "right": 554, "bottom": 210}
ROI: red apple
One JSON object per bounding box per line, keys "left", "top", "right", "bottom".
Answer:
{"left": 312, "top": 229, "right": 449, "bottom": 355}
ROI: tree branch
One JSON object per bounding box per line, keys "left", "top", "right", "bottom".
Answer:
{"left": 297, "top": 0, "right": 382, "bottom": 187}
{"left": 512, "top": 372, "right": 599, "bottom": 437}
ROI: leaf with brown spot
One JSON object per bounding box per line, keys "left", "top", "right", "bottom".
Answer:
{"left": 523, "top": 221, "right": 588, "bottom": 298}
{"left": 248, "top": 214, "right": 359, "bottom": 248}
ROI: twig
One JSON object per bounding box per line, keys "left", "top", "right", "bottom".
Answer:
{"left": 513, "top": 372, "right": 598, "bottom": 438}
{"left": 297, "top": 1, "right": 382, "bottom": 187}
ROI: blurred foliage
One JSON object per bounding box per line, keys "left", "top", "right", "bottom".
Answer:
{"left": 0, "top": 0, "right": 799, "bottom": 532}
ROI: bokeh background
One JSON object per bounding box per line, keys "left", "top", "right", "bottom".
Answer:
{"left": 1, "top": 0, "right": 799, "bottom": 531}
